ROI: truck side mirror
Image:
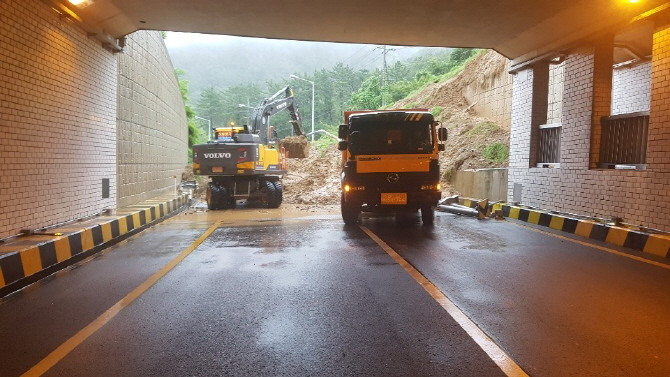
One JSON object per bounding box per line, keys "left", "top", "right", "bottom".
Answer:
{"left": 348, "top": 131, "right": 360, "bottom": 155}
{"left": 338, "top": 124, "right": 348, "bottom": 139}
{"left": 438, "top": 127, "right": 448, "bottom": 141}
{"left": 338, "top": 141, "right": 348, "bottom": 151}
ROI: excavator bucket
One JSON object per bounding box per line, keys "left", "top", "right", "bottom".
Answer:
{"left": 280, "top": 135, "right": 310, "bottom": 158}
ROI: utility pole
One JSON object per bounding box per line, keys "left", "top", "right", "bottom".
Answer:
{"left": 377, "top": 45, "right": 395, "bottom": 107}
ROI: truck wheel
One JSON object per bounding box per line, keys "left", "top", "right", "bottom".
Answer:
{"left": 272, "top": 182, "right": 283, "bottom": 208}
{"left": 207, "top": 183, "right": 220, "bottom": 210}
{"left": 260, "top": 181, "right": 277, "bottom": 208}
{"left": 341, "top": 194, "right": 360, "bottom": 225}
{"left": 219, "top": 186, "right": 236, "bottom": 209}
{"left": 421, "top": 206, "right": 435, "bottom": 225}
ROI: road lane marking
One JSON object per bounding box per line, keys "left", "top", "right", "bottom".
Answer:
{"left": 360, "top": 225, "right": 529, "bottom": 377}
{"left": 508, "top": 221, "right": 670, "bottom": 270}
{"left": 21, "top": 220, "right": 222, "bottom": 377}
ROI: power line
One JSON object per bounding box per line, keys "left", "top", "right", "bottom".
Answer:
{"left": 356, "top": 50, "right": 385, "bottom": 71}
{"left": 349, "top": 47, "right": 381, "bottom": 69}
{"left": 343, "top": 45, "right": 373, "bottom": 65}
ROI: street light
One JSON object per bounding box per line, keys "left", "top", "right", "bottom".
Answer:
{"left": 289, "top": 75, "right": 315, "bottom": 142}
{"left": 238, "top": 103, "right": 253, "bottom": 124}
{"left": 195, "top": 116, "right": 211, "bottom": 140}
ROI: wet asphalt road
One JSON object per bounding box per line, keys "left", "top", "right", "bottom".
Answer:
{"left": 2, "top": 207, "right": 670, "bottom": 376}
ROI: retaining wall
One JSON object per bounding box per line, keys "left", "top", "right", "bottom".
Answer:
{"left": 451, "top": 169, "right": 508, "bottom": 202}
{"left": 117, "top": 31, "right": 188, "bottom": 208}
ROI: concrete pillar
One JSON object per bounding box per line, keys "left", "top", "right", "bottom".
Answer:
{"left": 648, "top": 22, "right": 670, "bottom": 171}
{"left": 589, "top": 35, "right": 614, "bottom": 168}
{"left": 508, "top": 61, "right": 550, "bottom": 199}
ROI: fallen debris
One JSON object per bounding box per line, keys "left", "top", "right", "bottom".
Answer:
{"left": 280, "top": 135, "right": 310, "bottom": 158}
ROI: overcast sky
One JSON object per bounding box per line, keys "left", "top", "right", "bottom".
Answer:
{"left": 164, "top": 32, "right": 238, "bottom": 48}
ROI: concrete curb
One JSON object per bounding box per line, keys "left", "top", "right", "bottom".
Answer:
{"left": 0, "top": 194, "right": 190, "bottom": 294}
{"left": 453, "top": 198, "right": 670, "bottom": 258}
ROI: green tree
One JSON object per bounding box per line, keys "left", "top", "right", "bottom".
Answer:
{"left": 175, "top": 69, "right": 203, "bottom": 159}
{"left": 220, "top": 82, "right": 264, "bottom": 127}
{"left": 449, "top": 48, "right": 478, "bottom": 66}
{"left": 196, "top": 87, "right": 226, "bottom": 127}
{"left": 349, "top": 72, "right": 382, "bottom": 110}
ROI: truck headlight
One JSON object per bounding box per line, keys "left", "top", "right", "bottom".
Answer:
{"left": 421, "top": 184, "right": 441, "bottom": 191}
{"left": 344, "top": 184, "right": 365, "bottom": 192}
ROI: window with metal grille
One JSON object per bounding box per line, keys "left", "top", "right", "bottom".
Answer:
{"left": 599, "top": 112, "right": 648, "bottom": 170}
{"left": 536, "top": 123, "right": 561, "bottom": 168}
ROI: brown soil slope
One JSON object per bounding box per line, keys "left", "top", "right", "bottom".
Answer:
{"left": 282, "top": 50, "right": 511, "bottom": 205}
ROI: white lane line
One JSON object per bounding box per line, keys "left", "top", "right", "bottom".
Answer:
{"left": 360, "top": 225, "right": 529, "bottom": 377}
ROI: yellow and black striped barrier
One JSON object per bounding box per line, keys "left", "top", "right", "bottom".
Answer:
{"left": 458, "top": 198, "right": 497, "bottom": 219}
{"left": 452, "top": 198, "right": 670, "bottom": 258}
{"left": 0, "top": 194, "right": 189, "bottom": 294}
{"left": 500, "top": 204, "right": 670, "bottom": 258}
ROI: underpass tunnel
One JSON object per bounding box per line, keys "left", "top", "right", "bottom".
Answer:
{"left": 3, "top": 0, "right": 670, "bottom": 240}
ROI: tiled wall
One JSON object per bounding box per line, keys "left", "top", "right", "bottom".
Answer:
{"left": 0, "top": 0, "right": 187, "bottom": 238}
{"left": 508, "top": 33, "right": 670, "bottom": 231}
{"left": 117, "top": 31, "right": 187, "bottom": 208}
{"left": 0, "top": 0, "right": 117, "bottom": 238}
{"left": 611, "top": 62, "right": 651, "bottom": 115}
{"left": 547, "top": 62, "right": 565, "bottom": 125}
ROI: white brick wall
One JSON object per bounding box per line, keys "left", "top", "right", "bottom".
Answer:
{"left": 611, "top": 62, "right": 651, "bottom": 115}
{"left": 508, "top": 38, "right": 670, "bottom": 231}
{"left": 547, "top": 62, "right": 565, "bottom": 124}
{"left": 117, "top": 32, "right": 188, "bottom": 208}
{"left": 0, "top": 1, "right": 188, "bottom": 238}
{"left": 509, "top": 69, "right": 534, "bottom": 169}
{"left": 0, "top": 0, "right": 117, "bottom": 238}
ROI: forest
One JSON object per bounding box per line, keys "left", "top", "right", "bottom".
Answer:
{"left": 177, "top": 47, "right": 480, "bottom": 150}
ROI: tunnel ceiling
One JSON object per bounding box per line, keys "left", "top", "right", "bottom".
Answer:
{"left": 65, "top": 0, "right": 667, "bottom": 63}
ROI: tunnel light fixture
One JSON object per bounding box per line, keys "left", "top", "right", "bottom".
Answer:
{"left": 68, "top": 0, "right": 94, "bottom": 8}
{"left": 630, "top": 2, "right": 670, "bottom": 22}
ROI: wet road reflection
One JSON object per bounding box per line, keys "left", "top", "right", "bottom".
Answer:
{"left": 4, "top": 206, "right": 670, "bottom": 376}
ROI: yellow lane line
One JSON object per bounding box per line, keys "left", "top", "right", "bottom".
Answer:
{"left": 508, "top": 221, "right": 670, "bottom": 270}
{"left": 22, "top": 221, "right": 222, "bottom": 377}
{"left": 360, "top": 226, "right": 528, "bottom": 377}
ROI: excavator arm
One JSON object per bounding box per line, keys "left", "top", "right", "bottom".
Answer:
{"left": 250, "top": 86, "right": 304, "bottom": 144}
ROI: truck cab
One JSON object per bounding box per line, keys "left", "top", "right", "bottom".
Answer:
{"left": 338, "top": 110, "right": 448, "bottom": 225}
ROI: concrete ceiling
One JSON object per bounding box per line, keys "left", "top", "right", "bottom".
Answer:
{"left": 59, "top": 0, "right": 668, "bottom": 63}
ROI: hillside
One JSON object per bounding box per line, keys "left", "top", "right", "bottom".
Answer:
{"left": 282, "top": 50, "right": 512, "bottom": 206}
{"left": 166, "top": 33, "right": 451, "bottom": 99}
{"left": 394, "top": 51, "right": 511, "bottom": 185}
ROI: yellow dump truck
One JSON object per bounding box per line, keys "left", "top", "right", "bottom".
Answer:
{"left": 338, "top": 110, "right": 448, "bottom": 225}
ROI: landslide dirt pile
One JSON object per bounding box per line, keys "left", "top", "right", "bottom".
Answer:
{"left": 182, "top": 165, "right": 208, "bottom": 201}
{"left": 394, "top": 50, "right": 511, "bottom": 192}
{"left": 283, "top": 144, "right": 341, "bottom": 205}
{"left": 281, "top": 50, "right": 511, "bottom": 204}
{"left": 280, "top": 135, "right": 310, "bottom": 159}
